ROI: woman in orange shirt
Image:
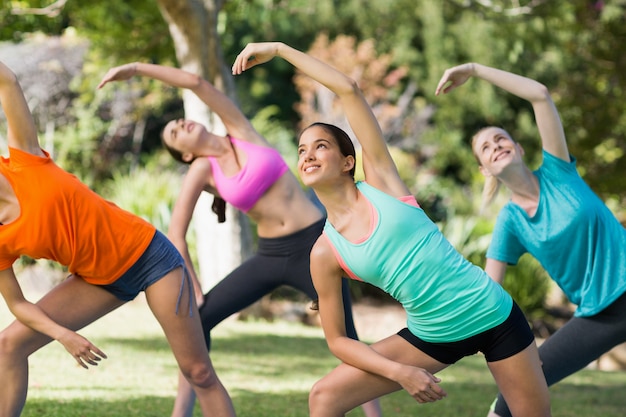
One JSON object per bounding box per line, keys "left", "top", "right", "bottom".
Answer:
{"left": 0, "top": 60, "right": 236, "bottom": 417}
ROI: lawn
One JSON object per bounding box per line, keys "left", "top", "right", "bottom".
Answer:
{"left": 1, "top": 294, "right": 624, "bottom": 416}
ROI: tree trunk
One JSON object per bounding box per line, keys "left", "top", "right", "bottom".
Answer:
{"left": 155, "top": 0, "right": 252, "bottom": 289}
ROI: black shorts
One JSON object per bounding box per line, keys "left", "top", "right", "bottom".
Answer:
{"left": 398, "top": 302, "right": 534, "bottom": 364}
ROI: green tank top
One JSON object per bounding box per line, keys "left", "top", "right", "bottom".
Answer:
{"left": 323, "top": 182, "right": 512, "bottom": 342}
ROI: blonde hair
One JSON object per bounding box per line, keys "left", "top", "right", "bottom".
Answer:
{"left": 472, "top": 127, "right": 503, "bottom": 213}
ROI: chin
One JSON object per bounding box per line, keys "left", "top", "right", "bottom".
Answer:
{"left": 300, "top": 173, "right": 321, "bottom": 188}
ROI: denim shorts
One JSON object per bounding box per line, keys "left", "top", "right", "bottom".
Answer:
{"left": 100, "top": 230, "right": 192, "bottom": 315}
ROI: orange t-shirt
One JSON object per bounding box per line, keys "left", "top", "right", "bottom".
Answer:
{"left": 0, "top": 147, "right": 156, "bottom": 285}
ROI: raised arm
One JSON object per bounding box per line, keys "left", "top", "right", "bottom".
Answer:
{"left": 436, "top": 63, "right": 569, "bottom": 161}
{"left": 98, "top": 63, "right": 258, "bottom": 142}
{"left": 233, "top": 42, "right": 409, "bottom": 196}
{"left": 0, "top": 61, "right": 44, "bottom": 156}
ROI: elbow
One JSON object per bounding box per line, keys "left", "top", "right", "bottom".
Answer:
{"left": 188, "top": 74, "right": 205, "bottom": 92}
{"left": 335, "top": 76, "right": 361, "bottom": 97}
{"left": 0, "top": 71, "right": 19, "bottom": 89}
{"left": 325, "top": 336, "right": 347, "bottom": 358}
{"left": 530, "top": 82, "right": 552, "bottom": 103}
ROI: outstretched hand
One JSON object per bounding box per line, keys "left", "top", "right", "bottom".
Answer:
{"left": 57, "top": 329, "right": 107, "bottom": 369}
{"left": 232, "top": 42, "right": 282, "bottom": 75}
{"left": 435, "top": 63, "right": 475, "bottom": 96}
{"left": 97, "top": 63, "right": 137, "bottom": 89}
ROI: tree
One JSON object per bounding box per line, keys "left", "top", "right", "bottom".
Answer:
{"left": 154, "top": 0, "right": 252, "bottom": 289}
{"left": 1, "top": 0, "right": 254, "bottom": 289}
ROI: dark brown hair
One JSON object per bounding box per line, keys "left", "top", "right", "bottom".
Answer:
{"left": 300, "top": 122, "right": 356, "bottom": 178}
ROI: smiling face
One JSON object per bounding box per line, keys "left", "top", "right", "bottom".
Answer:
{"left": 162, "top": 118, "right": 205, "bottom": 163}
{"left": 297, "top": 124, "right": 355, "bottom": 187}
{"left": 472, "top": 126, "right": 524, "bottom": 177}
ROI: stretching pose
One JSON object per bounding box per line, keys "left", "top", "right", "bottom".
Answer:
{"left": 436, "top": 62, "right": 626, "bottom": 417}
{"left": 98, "top": 63, "right": 382, "bottom": 417}
{"left": 0, "top": 61, "right": 235, "bottom": 416}
{"left": 232, "top": 41, "right": 552, "bottom": 417}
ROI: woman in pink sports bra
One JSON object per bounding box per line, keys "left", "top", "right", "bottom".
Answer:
{"left": 98, "top": 63, "right": 382, "bottom": 417}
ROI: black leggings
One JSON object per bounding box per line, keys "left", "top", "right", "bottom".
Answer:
{"left": 494, "top": 291, "right": 626, "bottom": 417}
{"left": 198, "top": 218, "right": 358, "bottom": 349}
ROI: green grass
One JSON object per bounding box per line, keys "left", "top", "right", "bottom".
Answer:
{"left": 1, "top": 297, "right": 625, "bottom": 416}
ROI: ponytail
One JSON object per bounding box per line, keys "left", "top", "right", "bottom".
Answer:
{"left": 479, "top": 175, "right": 501, "bottom": 214}
{"left": 472, "top": 126, "right": 503, "bottom": 214}
{"left": 212, "top": 197, "right": 227, "bottom": 223}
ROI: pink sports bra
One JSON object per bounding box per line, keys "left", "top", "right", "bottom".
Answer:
{"left": 207, "top": 136, "right": 289, "bottom": 212}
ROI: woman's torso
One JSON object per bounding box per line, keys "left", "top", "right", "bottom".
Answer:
{"left": 488, "top": 151, "right": 626, "bottom": 316}
{"left": 323, "top": 181, "right": 512, "bottom": 343}
{"left": 0, "top": 148, "right": 155, "bottom": 284}
{"left": 203, "top": 136, "right": 323, "bottom": 238}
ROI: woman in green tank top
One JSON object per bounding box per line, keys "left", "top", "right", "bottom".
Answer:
{"left": 232, "top": 42, "right": 552, "bottom": 417}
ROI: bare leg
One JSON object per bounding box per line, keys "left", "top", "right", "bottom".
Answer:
{"left": 309, "top": 335, "right": 448, "bottom": 417}
{"left": 0, "top": 276, "right": 124, "bottom": 417}
{"left": 361, "top": 398, "right": 383, "bottom": 417}
{"left": 145, "top": 267, "right": 235, "bottom": 417}
{"left": 487, "top": 343, "right": 551, "bottom": 417}
{"left": 171, "top": 371, "right": 196, "bottom": 417}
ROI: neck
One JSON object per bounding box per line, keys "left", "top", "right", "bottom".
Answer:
{"left": 312, "top": 179, "right": 359, "bottom": 224}
{"left": 200, "top": 133, "right": 231, "bottom": 157}
{"left": 498, "top": 165, "right": 539, "bottom": 202}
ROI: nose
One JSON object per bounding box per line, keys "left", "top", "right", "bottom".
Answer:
{"left": 299, "top": 147, "right": 314, "bottom": 161}
{"left": 303, "top": 149, "right": 312, "bottom": 160}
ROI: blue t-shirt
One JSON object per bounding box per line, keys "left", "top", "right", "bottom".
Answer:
{"left": 324, "top": 182, "right": 513, "bottom": 343}
{"left": 487, "top": 151, "right": 626, "bottom": 317}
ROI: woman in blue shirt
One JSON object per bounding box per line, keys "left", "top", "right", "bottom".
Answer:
{"left": 436, "top": 62, "right": 626, "bottom": 417}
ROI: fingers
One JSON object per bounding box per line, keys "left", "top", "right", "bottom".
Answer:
{"left": 74, "top": 346, "right": 107, "bottom": 369}
{"left": 435, "top": 69, "right": 459, "bottom": 95}
{"left": 97, "top": 69, "right": 117, "bottom": 89}
{"left": 232, "top": 48, "right": 254, "bottom": 75}
{"left": 434, "top": 77, "right": 449, "bottom": 96}
{"left": 232, "top": 42, "right": 277, "bottom": 75}
{"left": 415, "top": 382, "right": 447, "bottom": 404}
{"left": 97, "top": 64, "right": 135, "bottom": 89}
{"left": 96, "top": 77, "right": 110, "bottom": 89}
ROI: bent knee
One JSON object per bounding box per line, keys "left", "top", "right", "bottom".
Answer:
{"left": 181, "top": 362, "right": 219, "bottom": 389}
{"left": 0, "top": 323, "right": 46, "bottom": 358}
{"left": 309, "top": 378, "right": 340, "bottom": 413}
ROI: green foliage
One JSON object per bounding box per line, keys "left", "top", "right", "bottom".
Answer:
{"left": 0, "top": 1, "right": 67, "bottom": 41}
{"left": 51, "top": 100, "right": 108, "bottom": 188}
{"left": 250, "top": 104, "right": 298, "bottom": 167}
{"left": 501, "top": 254, "right": 551, "bottom": 320}
{"left": 100, "top": 152, "right": 181, "bottom": 233}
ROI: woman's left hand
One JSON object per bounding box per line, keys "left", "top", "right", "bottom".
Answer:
{"left": 57, "top": 329, "right": 108, "bottom": 369}
{"left": 232, "top": 42, "right": 282, "bottom": 75}
{"left": 396, "top": 365, "right": 447, "bottom": 403}
{"left": 435, "top": 63, "right": 475, "bottom": 96}
{"left": 97, "top": 63, "right": 137, "bottom": 89}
